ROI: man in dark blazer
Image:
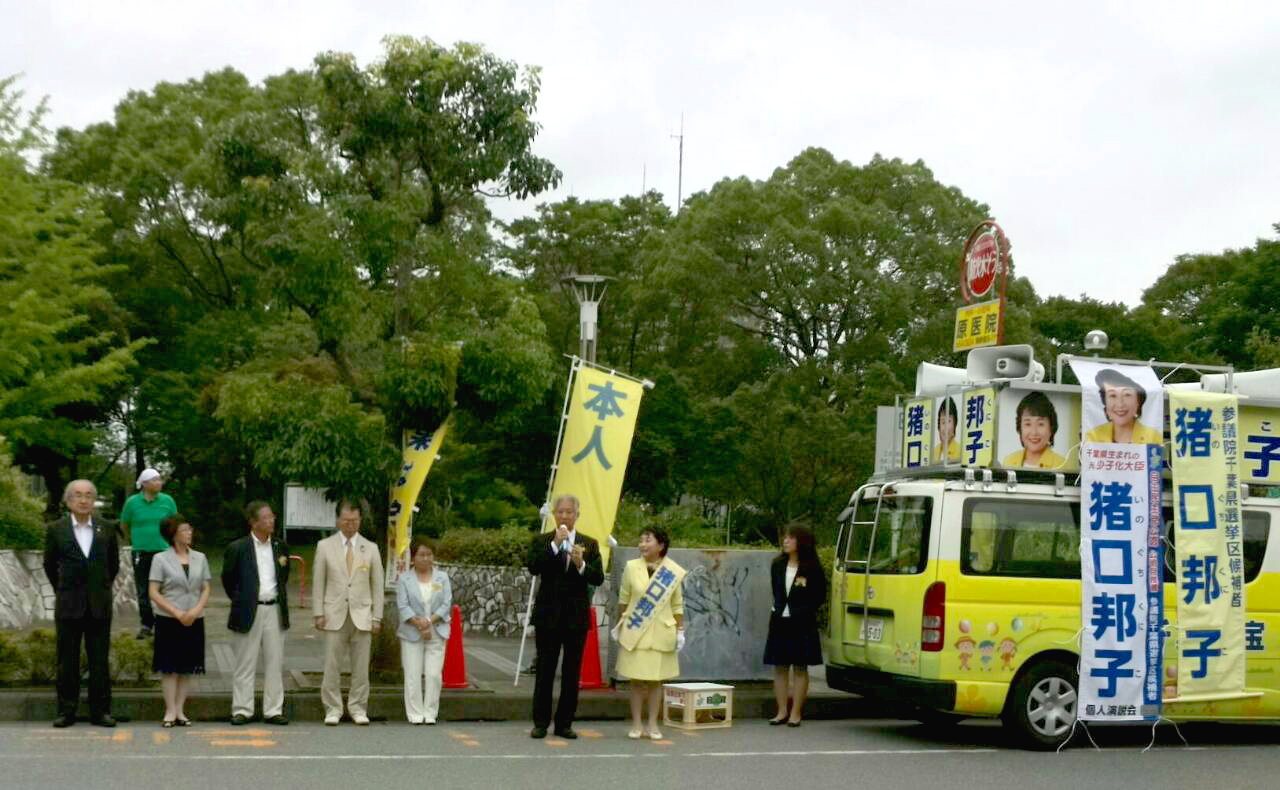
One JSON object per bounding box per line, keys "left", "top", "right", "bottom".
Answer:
{"left": 43, "top": 479, "right": 120, "bottom": 727}
{"left": 221, "top": 501, "right": 291, "bottom": 725}
{"left": 526, "top": 493, "right": 604, "bottom": 739}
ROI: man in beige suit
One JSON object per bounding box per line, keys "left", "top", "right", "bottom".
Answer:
{"left": 313, "top": 499, "right": 384, "bottom": 725}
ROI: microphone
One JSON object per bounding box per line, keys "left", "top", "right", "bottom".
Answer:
{"left": 559, "top": 524, "right": 572, "bottom": 555}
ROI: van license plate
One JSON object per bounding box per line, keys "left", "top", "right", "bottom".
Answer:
{"left": 860, "top": 618, "right": 883, "bottom": 642}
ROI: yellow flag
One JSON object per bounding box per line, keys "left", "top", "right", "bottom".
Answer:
{"left": 387, "top": 417, "right": 452, "bottom": 574}
{"left": 546, "top": 364, "right": 646, "bottom": 567}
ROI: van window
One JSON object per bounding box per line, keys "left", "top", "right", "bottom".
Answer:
{"left": 844, "top": 495, "right": 932, "bottom": 574}
{"left": 961, "top": 499, "right": 1081, "bottom": 579}
{"left": 1162, "top": 509, "right": 1271, "bottom": 584}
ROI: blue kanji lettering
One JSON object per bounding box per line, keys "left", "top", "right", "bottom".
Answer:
{"left": 965, "top": 430, "right": 984, "bottom": 464}
{"left": 584, "top": 380, "right": 628, "bottom": 420}
{"left": 1244, "top": 435, "right": 1280, "bottom": 479}
{"left": 1090, "top": 649, "right": 1135, "bottom": 697}
{"left": 1178, "top": 485, "right": 1216, "bottom": 529}
{"left": 1246, "top": 621, "right": 1265, "bottom": 651}
{"left": 1089, "top": 481, "right": 1133, "bottom": 531}
{"left": 1092, "top": 540, "right": 1133, "bottom": 585}
{"left": 965, "top": 395, "right": 986, "bottom": 428}
{"left": 1173, "top": 407, "right": 1213, "bottom": 457}
{"left": 409, "top": 431, "right": 434, "bottom": 451}
{"left": 907, "top": 405, "right": 925, "bottom": 437}
{"left": 571, "top": 425, "right": 612, "bottom": 469}
{"left": 1181, "top": 555, "right": 1221, "bottom": 604}
{"left": 1090, "top": 592, "right": 1138, "bottom": 640}
{"left": 1183, "top": 630, "right": 1222, "bottom": 678}
{"left": 654, "top": 567, "right": 676, "bottom": 585}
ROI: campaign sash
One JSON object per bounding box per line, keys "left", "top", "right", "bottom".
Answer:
{"left": 618, "top": 557, "right": 686, "bottom": 651}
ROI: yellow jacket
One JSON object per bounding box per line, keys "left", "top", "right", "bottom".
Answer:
{"left": 1002, "top": 447, "right": 1067, "bottom": 469}
{"left": 1085, "top": 421, "right": 1163, "bottom": 445}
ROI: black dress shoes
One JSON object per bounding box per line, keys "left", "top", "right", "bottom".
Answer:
{"left": 52, "top": 715, "right": 73, "bottom": 728}
{"left": 230, "top": 714, "right": 249, "bottom": 726}
{"left": 90, "top": 714, "right": 117, "bottom": 728}
{"left": 264, "top": 714, "right": 289, "bottom": 725}
{"left": 554, "top": 727, "right": 578, "bottom": 740}
{"left": 530, "top": 726, "right": 548, "bottom": 739}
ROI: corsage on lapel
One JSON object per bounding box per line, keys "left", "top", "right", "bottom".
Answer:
{"left": 794, "top": 576, "right": 807, "bottom": 588}
{"left": 277, "top": 555, "right": 288, "bottom": 567}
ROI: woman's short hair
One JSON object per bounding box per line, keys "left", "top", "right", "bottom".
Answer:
{"left": 937, "top": 397, "right": 958, "bottom": 423}
{"left": 159, "top": 514, "right": 189, "bottom": 546}
{"left": 1095, "top": 368, "right": 1146, "bottom": 416}
{"left": 641, "top": 526, "right": 670, "bottom": 558}
{"left": 1014, "top": 391, "right": 1059, "bottom": 442}
{"left": 410, "top": 536, "right": 437, "bottom": 558}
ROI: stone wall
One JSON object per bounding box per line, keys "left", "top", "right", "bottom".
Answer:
{"left": 0, "top": 549, "right": 138, "bottom": 630}
{"left": 438, "top": 562, "right": 614, "bottom": 638}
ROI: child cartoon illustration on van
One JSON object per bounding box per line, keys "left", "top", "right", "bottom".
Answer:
{"left": 956, "top": 635, "right": 976, "bottom": 670}
{"left": 998, "top": 637, "right": 1017, "bottom": 669}
{"left": 978, "top": 640, "right": 996, "bottom": 669}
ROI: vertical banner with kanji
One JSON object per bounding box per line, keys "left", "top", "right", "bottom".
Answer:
{"left": 901, "top": 397, "right": 933, "bottom": 468}
{"left": 546, "top": 363, "right": 646, "bottom": 568}
{"left": 1079, "top": 443, "right": 1164, "bottom": 721}
{"left": 1169, "top": 390, "right": 1246, "bottom": 699}
{"left": 961, "top": 387, "right": 995, "bottom": 467}
{"left": 385, "top": 418, "right": 452, "bottom": 585}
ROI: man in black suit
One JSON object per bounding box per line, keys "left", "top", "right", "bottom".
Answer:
{"left": 221, "top": 501, "right": 291, "bottom": 725}
{"left": 526, "top": 493, "right": 604, "bottom": 740}
{"left": 43, "top": 479, "right": 120, "bottom": 727}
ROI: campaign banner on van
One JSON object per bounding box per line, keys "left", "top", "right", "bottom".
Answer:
{"left": 901, "top": 397, "right": 934, "bottom": 468}
{"left": 961, "top": 387, "right": 995, "bottom": 467}
{"left": 1079, "top": 443, "right": 1164, "bottom": 721}
{"left": 1240, "top": 404, "right": 1280, "bottom": 486}
{"left": 1169, "top": 390, "right": 1246, "bottom": 699}
{"left": 1069, "top": 360, "right": 1164, "bottom": 447}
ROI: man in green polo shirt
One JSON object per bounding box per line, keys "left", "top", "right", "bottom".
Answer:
{"left": 120, "top": 468, "right": 177, "bottom": 639}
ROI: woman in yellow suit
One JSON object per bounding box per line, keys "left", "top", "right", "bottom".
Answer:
{"left": 1002, "top": 391, "right": 1067, "bottom": 469}
{"left": 615, "top": 526, "right": 685, "bottom": 740}
{"left": 1085, "top": 368, "right": 1162, "bottom": 444}
{"left": 935, "top": 397, "right": 961, "bottom": 463}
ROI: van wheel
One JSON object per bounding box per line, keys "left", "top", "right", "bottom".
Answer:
{"left": 1002, "top": 659, "right": 1077, "bottom": 750}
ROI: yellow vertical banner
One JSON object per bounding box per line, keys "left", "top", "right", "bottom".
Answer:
{"left": 1169, "top": 390, "right": 1245, "bottom": 699}
{"left": 385, "top": 417, "right": 452, "bottom": 583}
{"left": 546, "top": 364, "right": 646, "bottom": 568}
{"left": 900, "top": 397, "right": 933, "bottom": 468}
{"left": 961, "top": 387, "right": 995, "bottom": 467}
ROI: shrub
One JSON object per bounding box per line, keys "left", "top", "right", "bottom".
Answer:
{"left": 109, "top": 631, "right": 153, "bottom": 685}
{"left": 20, "top": 629, "right": 57, "bottom": 684}
{"left": 0, "top": 632, "right": 20, "bottom": 686}
{"left": 433, "top": 524, "right": 533, "bottom": 568}
{"left": 0, "top": 490, "right": 43, "bottom": 549}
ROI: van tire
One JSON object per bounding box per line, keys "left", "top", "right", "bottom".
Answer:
{"left": 1002, "top": 658, "right": 1078, "bottom": 750}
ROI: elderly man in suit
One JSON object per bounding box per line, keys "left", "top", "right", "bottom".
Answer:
{"left": 221, "top": 501, "right": 291, "bottom": 725}
{"left": 526, "top": 493, "right": 604, "bottom": 740}
{"left": 313, "top": 499, "right": 384, "bottom": 725}
{"left": 43, "top": 479, "right": 120, "bottom": 728}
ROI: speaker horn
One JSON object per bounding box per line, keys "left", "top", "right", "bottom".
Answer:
{"left": 915, "top": 362, "right": 968, "bottom": 397}
{"left": 965, "top": 344, "right": 1045, "bottom": 385}
{"left": 1198, "top": 369, "right": 1280, "bottom": 400}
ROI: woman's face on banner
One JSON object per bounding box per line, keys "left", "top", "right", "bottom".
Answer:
{"left": 1103, "top": 384, "right": 1140, "bottom": 428}
{"left": 1019, "top": 414, "right": 1052, "bottom": 455}
{"left": 937, "top": 411, "right": 956, "bottom": 444}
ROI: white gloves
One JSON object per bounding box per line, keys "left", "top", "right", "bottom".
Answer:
{"left": 676, "top": 629, "right": 686, "bottom": 651}
{"left": 610, "top": 622, "right": 622, "bottom": 642}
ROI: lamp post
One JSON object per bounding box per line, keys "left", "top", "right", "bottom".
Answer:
{"left": 562, "top": 274, "right": 614, "bottom": 364}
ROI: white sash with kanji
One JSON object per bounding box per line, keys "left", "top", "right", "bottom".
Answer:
{"left": 617, "top": 557, "right": 686, "bottom": 651}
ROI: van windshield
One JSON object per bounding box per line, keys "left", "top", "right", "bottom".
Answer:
{"left": 844, "top": 495, "right": 932, "bottom": 574}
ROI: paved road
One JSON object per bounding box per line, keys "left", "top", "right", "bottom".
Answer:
{"left": 3, "top": 717, "right": 1278, "bottom": 790}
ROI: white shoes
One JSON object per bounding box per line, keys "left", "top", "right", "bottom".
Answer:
{"left": 352, "top": 713, "right": 370, "bottom": 726}
{"left": 324, "top": 714, "right": 340, "bottom": 726}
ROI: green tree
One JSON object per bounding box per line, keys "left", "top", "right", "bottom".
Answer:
{"left": 0, "top": 78, "right": 144, "bottom": 509}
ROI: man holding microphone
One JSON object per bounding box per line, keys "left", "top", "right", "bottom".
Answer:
{"left": 526, "top": 494, "right": 603, "bottom": 740}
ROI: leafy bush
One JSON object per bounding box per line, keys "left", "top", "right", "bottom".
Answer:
{"left": 433, "top": 524, "right": 533, "bottom": 568}
{"left": 109, "top": 631, "right": 153, "bottom": 684}
{"left": 0, "top": 632, "right": 20, "bottom": 685}
{"left": 20, "top": 629, "right": 57, "bottom": 684}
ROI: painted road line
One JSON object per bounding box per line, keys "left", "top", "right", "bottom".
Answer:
{"left": 154, "top": 732, "right": 171, "bottom": 745}
{"left": 112, "top": 730, "right": 133, "bottom": 743}
{"left": 466, "top": 646, "right": 519, "bottom": 676}
{"left": 208, "top": 739, "right": 277, "bottom": 747}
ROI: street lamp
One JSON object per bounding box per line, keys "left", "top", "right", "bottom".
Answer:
{"left": 562, "top": 274, "right": 614, "bottom": 364}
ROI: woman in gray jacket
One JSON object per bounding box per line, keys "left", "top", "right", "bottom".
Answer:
{"left": 396, "top": 537, "right": 452, "bottom": 724}
{"left": 148, "top": 514, "right": 211, "bottom": 726}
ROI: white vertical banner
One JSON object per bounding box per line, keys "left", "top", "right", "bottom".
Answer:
{"left": 1079, "top": 443, "right": 1164, "bottom": 721}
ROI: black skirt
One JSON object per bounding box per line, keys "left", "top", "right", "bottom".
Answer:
{"left": 152, "top": 616, "right": 206, "bottom": 675}
{"left": 763, "top": 614, "right": 823, "bottom": 667}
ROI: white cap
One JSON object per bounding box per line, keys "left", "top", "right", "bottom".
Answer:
{"left": 136, "top": 468, "right": 162, "bottom": 489}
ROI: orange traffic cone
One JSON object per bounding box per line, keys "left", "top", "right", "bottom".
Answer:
{"left": 442, "top": 604, "right": 468, "bottom": 689}
{"left": 579, "top": 605, "right": 605, "bottom": 690}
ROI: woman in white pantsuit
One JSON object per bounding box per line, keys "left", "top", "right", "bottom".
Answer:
{"left": 396, "top": 537, "right": 452, "bottom": 724}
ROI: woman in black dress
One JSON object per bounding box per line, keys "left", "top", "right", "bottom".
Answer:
{"left": 148, "top": 514, "right": 211, "bottom": 726}
{"left": 763, "top": 524, "right": 826, "bottom": 726}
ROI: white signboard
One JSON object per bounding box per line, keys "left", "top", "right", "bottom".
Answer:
{"left": 284, "top": 484, "right": 333, "bottom": 531}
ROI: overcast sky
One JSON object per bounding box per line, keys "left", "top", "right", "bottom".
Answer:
{"left": 5, "top": 0, "right": 1279, "bottom": 307}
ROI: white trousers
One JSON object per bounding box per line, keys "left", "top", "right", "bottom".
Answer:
{"left": 400, "top": 636, "right": 447, "bottom": 724}
{"left": 322, "top": 614, "right": 373, "bottom": 718}
{"left": 231, "top": 604, "right": 284, "bottom": 718}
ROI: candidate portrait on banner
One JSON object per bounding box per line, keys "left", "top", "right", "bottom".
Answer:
{"left": 1076, "top": 365, "right": 1164, "bottom": 445}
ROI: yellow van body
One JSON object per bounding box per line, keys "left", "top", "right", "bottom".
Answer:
{"left": 825, "top": 477, "right": 1280, "bottom": 748}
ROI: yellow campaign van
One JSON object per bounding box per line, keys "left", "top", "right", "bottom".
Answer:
{"left": 824, "top": 346, "right": 1280, "bottom": 749}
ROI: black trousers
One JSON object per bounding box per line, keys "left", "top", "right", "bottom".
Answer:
{"left": 531, "top": 623, "right": 588, "bottom": 731}
{"left": 133, "top": 550, "right": 159, "bottom": 629}
{"left": 56, "top": 615, "right": 112, "bottom": 719}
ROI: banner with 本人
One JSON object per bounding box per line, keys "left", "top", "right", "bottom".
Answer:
{"left": 544, "top": 362, "right": 646, "bottom": 568}
{"left": 1169, "top": 390, "right": 1246, "bottom": 699}
{"left": 385, "top": 418, "right": 452, "bottom": 584}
